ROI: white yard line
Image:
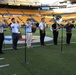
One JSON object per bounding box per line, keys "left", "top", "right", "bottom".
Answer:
{"left": 71, "top": 42, "right": 76, "bottom": 43}
{"left": 2, "top": 42, "right": 76, "bottom": 50}
{"left": 3, "top": 46, "right": 25, "bottom": 50}
{"left": 0, "top": 58, "right": 5, "bottom": 60}
{"left": 0, "top": 64, "right": 9, "bottom": 68}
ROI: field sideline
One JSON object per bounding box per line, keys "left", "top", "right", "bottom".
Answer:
{"left": 0, "top": 28, "right": 76, "bottom": 75}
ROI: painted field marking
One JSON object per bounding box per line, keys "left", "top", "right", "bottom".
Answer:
{"left": 3, "top": 46, "right": 25, "bottom": 50}
{"left": 12, "top": 74, "right": 16, "bottom": 75}
{"left": 0, "top": 64, "right": 10, "bottom": 68}
{"left": 4, "top": 35, "right": 53, "bottom": 44}
{"left": 0, "top": 58, "right": 5, "bottom": 60}
{"left": 2, "top": 42, "right": 76, "bottom": 51}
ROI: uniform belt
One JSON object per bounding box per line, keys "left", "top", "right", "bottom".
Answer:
{"left": 66, "top": 32, "right": 71, "bottom": 33}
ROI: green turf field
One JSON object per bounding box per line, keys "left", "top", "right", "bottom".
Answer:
{"left": 0, "top": 28, "right": 76, "bottom": 75}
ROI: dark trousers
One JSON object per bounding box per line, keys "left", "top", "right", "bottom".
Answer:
{"left": 40, "top": 30, "right": 45, "bottom": 45}
{"left": 53, "top": 30, "right": 58, "bottom": 45}
{"left": 66, "top": 33, "right": 72, "bottom": 44}
{"left": 0, "top": 33, "right": 4, "bottom": 53}
{"left": 12, "top": 33, "right": 19, "bottom": 49}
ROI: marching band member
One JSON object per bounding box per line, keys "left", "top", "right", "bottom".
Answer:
{"left": 52, "top": 19, "right": 60, "bottom": 45}
{"left": 25, "top": 18, "right": 32, "bottom": 48}
{"left": 65, "top": 21, "right": 75, "bottom": 45}
{"left": 11, "top": 18, "right": 21, "bottom": 50}
{"left": 39, "top": 17, "right": 47, "bottom": 46}
{"left": 0, "top": 19, "right": 8, "bottom": 54}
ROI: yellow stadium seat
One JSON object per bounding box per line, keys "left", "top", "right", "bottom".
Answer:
{"left": 18, "top": 16, "right": 31, "bottom": 23}
{"left": 8, "top": 10, "right": 23, "bottom": 15}
{"left": 32, "top": 16, "right": 41, "bottom": 23}
{"left": 0, "top": 9, "right": 8, "bottom": 14}
{"left": 22, "top": 10, "right": 39, "bottom": 15}
{"left": 40, "top": 11, "right": 53, "bottom": 15}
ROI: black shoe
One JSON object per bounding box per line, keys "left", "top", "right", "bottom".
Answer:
{"left": 66, "top": 42, "right": 70, "bottom": 45}
{"left": 13, "top": 48, "right": 18, "bottom": 50}
{"left": 41, "top": 44, "right": 45, "bottom": 46}
{"left": 54, "top": 43, "right": 57, "bottom": 45}
{"left": 0, "top": 52, "right": 4, "bottom": 54}
{"left": 54, "top": 44, "right": 57, "bottom": 45}
{"left": 15, "top": 49, "right": 18, "bottom": 50}
{"left": 44, "top": 44, "right": 46, "bottom": 46}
